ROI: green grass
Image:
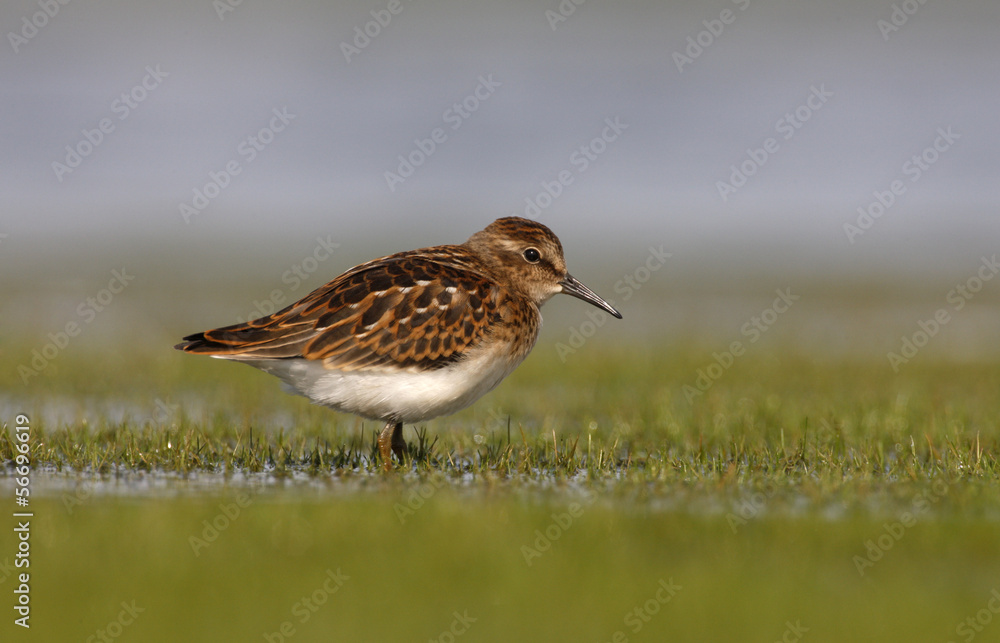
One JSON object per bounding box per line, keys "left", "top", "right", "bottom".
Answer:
{"left": 2, "top": 341, "right": 1000, "bottom": 641}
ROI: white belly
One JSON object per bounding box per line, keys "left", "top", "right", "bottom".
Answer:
{"left": 229, "top": 346, "right": 527, "bottom": 424}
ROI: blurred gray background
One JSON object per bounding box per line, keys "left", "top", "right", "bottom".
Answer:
{"left": 3, "top": 0, "right": 999, "bottom": 364}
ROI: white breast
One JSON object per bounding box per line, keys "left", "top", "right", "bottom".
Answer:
{"left": 230, "top": 345, "right": 528, "bottom": 424}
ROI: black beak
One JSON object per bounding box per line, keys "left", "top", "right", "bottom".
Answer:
{"left": 559, "top": 274, "right": 622, "bottom": 319}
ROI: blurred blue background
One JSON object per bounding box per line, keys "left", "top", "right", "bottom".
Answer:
{"left": 2, "top": 0, "right": 999, "bottom": 361}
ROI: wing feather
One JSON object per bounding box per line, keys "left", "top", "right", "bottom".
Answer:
{"left": 175, "top": 249, "right": 501, "bottom": 372}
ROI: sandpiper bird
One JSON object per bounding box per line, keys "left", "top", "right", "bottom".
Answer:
{"left": 175, "top": 216, "right": 621, "bottom": 466}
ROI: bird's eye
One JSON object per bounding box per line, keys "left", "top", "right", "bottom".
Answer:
{"left": 523, "top": 248, "right": 541, "bottom": 263}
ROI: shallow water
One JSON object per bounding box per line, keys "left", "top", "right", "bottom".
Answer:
{"left": 5, "top": 467, "right": 995, "bottom": 526}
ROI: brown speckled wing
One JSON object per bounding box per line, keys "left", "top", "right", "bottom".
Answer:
{"left": 176, "top": 248, "right": 504, "bottom": 372}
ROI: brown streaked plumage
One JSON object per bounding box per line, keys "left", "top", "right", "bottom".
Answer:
{"left": 175, "top": 216, "right": 621, "bottom": 468}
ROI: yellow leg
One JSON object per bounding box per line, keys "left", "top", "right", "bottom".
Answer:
{"left": 378, "top": 422, "right": 405, "bottom": 469}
